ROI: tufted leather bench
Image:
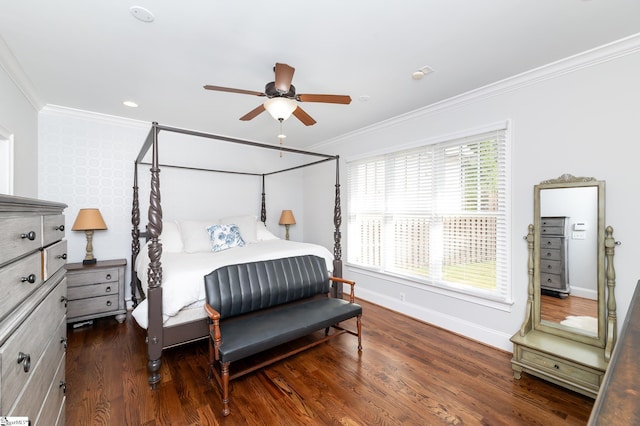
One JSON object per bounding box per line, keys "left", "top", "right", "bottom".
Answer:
{"left": 204, "top": 255, "right": 362, "bottom": 416}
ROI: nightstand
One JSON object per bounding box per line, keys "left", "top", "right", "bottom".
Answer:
{"left": 65, "top": 258, "right": 127, "bottom": 324}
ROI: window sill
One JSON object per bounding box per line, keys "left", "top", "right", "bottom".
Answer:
{"left": 345, "top": 263, "right": 514, "bottom": 312}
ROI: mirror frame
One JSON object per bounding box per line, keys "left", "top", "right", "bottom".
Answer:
{"left": 533, "top": 174, "right": 606, "bottom": 347}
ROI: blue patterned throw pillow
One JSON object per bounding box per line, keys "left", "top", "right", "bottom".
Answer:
{"left": 207, "top": 224, "right": 246, "bottom": 252}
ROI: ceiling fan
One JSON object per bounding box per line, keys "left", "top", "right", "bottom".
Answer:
{"left": 204, "top": 63, "right": 351, "bottom": 126}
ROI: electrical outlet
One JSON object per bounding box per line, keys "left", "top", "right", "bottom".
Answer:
{"left": 399, "top": 292, "right": 406, "bottom": 302}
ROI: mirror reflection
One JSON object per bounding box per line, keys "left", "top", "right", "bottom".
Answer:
{"left": 539, "top": 186, "right": 598, "bottom": 336}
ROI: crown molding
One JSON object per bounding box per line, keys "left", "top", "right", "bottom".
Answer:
{"left": 313, "top": 32, "right": 640, "bottom": 150}
{"left": 0, "top": 35, "right": 44, "bottom": 110}
{"left": 41, "top": 105, "right": 149, "bottom": 130}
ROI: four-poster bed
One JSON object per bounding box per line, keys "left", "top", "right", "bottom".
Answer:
{"left": 130, "top": 122, "right": 345, "bottom": 387}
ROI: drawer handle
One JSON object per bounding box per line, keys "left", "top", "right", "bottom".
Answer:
{"left": 106, "top": 286, "right": 112, "bottom": 293}
{"left": 17, "top": 351, "right": 31, "bottom": 372}
{"left": 106, "top": 300, "right": 113, "bottom": 307}
{"left": 61, "top": 296, "right": 68, "bottom": 307}
{"left": 547, "top": 278, "right": 553, "bottom": 283}
{"left": 21, "top": 274, "right": 37, "bottom": 284}
{"left": 61, "top": 337, "right": 68, "bottom": 349}
{"left": 546, "top": 241, "right": 552, "bottom": 245}
{"left": 547, "top": 265, "right": 552, "bottom": 269}
{"left": 106, "top": 273, "right": 112, "bottom": 280}
{"left": 60, "top": 381, "right": 67, "bottom": 393}
{"left": 57, "top": 253, "right": 68, "bottom": 260}
{"left": 546, "top": 252, "right": 552, "bottom": 257}
{"left": 20, "top": 231, "right": 36, "bottom": 241}
{"left": 55, "top": 224, "right": 65, "bottom": 231}
{"left": 554, "top": 364, "right": 560, "bottom": 369}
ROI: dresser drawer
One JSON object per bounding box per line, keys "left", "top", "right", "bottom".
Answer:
{"left": 42, "top": 214, "right": 66, "bottom": 247}
{"left": 35, "top": 353, "right": 66, "bottom": 426}
{"left": 0, "top": 279, "right": 67, "bottom": 411}
{"left": 67, "top": 267, "right": 120, "bottom": 287}
{"left": 68, "top": 281, "right": 119, "bottom": 300}
{"left": 68, "top": 294, "right": 120, "bottom": 318}
{"left": 540, "top": 217, "right": 566, "bottom": 228}
{"left": 541, "top": 247, "right": 561, "bottom": 261}
{"left": 540, "top": 258, "right": 561, "bottom": 275}
{"left": 541, "top": 272, "right": 563, "bottom": 290}
{"left": 43, "top": 240, "right": 68, "bottom": 280}
{"left": 7, "top": 318, "right": 66, "bottom": 421}
{"left": 541, "top": 226, "right": 565, "bottom": 236}
{"left": 0, "top": 251, "right": 43, "bottom": 321}
{"left": 540, "top": 237, "right": 561, "bottom": 250}
{"left": 0, "top": 216, "right": 42, "bottom": 265}
{"left": 520, "top": 347, "right": 601, "bottom": 387}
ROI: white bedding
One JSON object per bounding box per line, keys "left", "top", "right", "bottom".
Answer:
{"left": 131, "top": 239, "right": 334, "bottom": 328}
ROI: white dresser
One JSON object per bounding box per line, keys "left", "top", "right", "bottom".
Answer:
{"left": 0, "top": 195, "right": 67, "bottom": 425}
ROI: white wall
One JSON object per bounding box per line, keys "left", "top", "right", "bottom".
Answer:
{"left": 38, "top": 107, "right": 307, "bottom": 307}
{"left": 304, "top": 37, "right": 640, "bottom": 351}
{"left": 0, "top": 55, "right": 39, "bottom": 197}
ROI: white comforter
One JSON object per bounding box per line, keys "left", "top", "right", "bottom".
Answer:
{"left": 131, "top": 239, "right": 334, "bottom": 328}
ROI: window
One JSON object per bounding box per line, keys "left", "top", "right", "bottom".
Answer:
{"left": 347, "top": 125, "right": 510, "bottom": 302}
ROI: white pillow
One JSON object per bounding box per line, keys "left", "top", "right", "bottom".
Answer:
{"left": 256, "top": 221, "right": 279, "bottom": 241}
{"left": 160, "top": 220, "right": 183, "bottom": 253}
{"left": 178, "top": 220, "right": 217, "bottom": 253}
{"left": 219, "top": 214, "right": 257, "bottom": 243}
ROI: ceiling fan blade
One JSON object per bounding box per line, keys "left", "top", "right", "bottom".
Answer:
{"left": 204, "top": 85, "right": 266, "bottom": 97}
{"left": 297, "top": 94, "right": 352, "bottom": 104}
{"left": 239, "top": 104, "right": 266, "bottom": 121}
{"left": 292, "top": 106, "right": 317, "bottom": 126}
{"left": 274, "top": 63, "right": 295, "bottom": 93}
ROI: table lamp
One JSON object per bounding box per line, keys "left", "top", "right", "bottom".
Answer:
{"left": 72, "top": 208, "right": 108, "bottom": 264}
{"left": 279, "top": 210, "right": 296, "bottom": 240}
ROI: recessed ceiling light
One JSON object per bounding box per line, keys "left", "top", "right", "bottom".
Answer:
{"left": 412, "top": 66, "right": 434, "bottom": 80}
{"left": 130, "top": 6, "right": 154, "bottom": 23}
{"left": 123, "top": 100, "right": 139, "bottom": 108}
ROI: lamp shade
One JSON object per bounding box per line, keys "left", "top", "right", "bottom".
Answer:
{"left": 72, "top": 208, "right": 108, "bottom": 231}
{"left": 264, "top": 98, "right": 298, "bottom": 121}
{"left": 279, "top": 210, "right": 296, "bottom": 225}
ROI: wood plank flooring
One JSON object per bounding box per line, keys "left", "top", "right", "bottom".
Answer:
{"left": 66, "top": 299, "right": 594, "bottom": 425}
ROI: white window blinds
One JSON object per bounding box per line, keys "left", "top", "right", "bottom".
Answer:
{"left": 347, "top": 126, "right": 509, "bottom": 302}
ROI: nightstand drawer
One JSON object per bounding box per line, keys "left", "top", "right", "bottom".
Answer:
{"left": 520, "top": 347, "right": 601, "bottom": 387}
{"left": 540, "top": 237, "right": 561, "bottom": 250}
{"left": 67, "top": 267, "right": 120, "bottom": 287}
{"left": 68, "top": 281, "right": 119, "bottom": 300}
{"left": 540, "top": 217, "right": 565, "bottom": 228}
{"left": 541, "top": 272, "right": 563, "bottom": 290}
{"left": 68, "top": 294, "right": 120, "bottom": 318}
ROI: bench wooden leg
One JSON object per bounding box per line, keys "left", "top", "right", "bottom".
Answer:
{"left": 221, "top": 361, "right": 231, "bottom": 416}
{"left": 357, "top": 315, "right": 363, "bottom": 352}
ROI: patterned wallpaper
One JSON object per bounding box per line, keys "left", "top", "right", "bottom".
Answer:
{"left": 38, "top": 106, "right": 149, "bottom": 307}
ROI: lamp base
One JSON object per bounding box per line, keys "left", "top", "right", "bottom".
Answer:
{"left": 83, "top": 258, "right": 97, "bottom": 265}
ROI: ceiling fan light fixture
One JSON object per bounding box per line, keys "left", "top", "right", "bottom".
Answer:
{"left": 264, "top": 97, "right": 297, "bottom": 121}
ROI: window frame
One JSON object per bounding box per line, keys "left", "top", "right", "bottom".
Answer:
{"left": 345, "top": 121, "right": 512, "bottom": 307}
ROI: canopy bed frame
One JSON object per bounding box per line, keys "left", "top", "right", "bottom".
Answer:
{"left": 130, "top": 122, "right": 343, "bottom": 388}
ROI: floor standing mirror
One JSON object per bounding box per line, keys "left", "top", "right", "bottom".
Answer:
{"left": 510, "top": 174, "right": 617, "bottom": 398}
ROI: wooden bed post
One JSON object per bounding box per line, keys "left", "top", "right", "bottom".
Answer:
{"left": 131, "top": 163, "right": 141, "bottom": 307}
{"left": 332, "top": 156, "right": 343, "bottom": 298}
{"left": 260, "top": 174, "right": 267, "bottom": 224}
{"left": 147, "top": 122, "right": 164, "bottom": 388}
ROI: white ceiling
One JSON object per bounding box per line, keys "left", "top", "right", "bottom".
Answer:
{"left": 1, "top": 0, "right": 640, "bottom": 148}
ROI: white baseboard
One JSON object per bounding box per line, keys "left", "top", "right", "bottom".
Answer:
{"left": 353, "top": 286, "right": 514, "bottom": 352}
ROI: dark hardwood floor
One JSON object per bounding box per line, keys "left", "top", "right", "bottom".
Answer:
{"left": 66, "top": 299, "right": 593, "bottom": 425}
